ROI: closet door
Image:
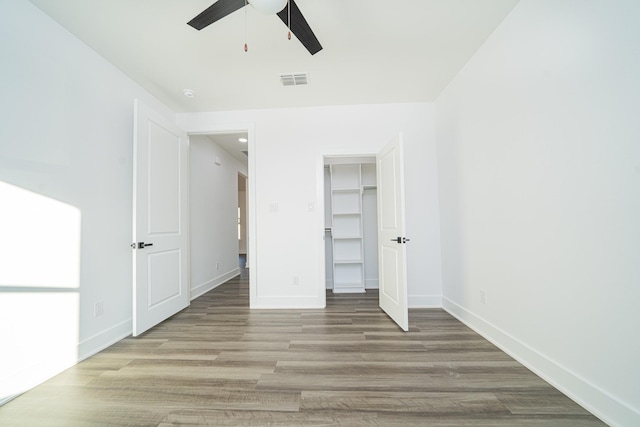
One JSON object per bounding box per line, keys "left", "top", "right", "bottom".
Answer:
{"left": 377, "top": 133, "right": 408, "bottom": 331}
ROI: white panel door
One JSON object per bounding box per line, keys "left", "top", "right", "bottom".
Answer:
{"left": 133, "top": 99, "right": 189, "bottom": 336}
{"left": 377, "top": 133, "right": 409, "bottom": 331}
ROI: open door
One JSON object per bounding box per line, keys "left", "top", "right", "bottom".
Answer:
{"left": 132, "top": 99, "right": 189, "bottom": 336}
{"left": 377, "top": 133, "right": 409, "bottom": 331}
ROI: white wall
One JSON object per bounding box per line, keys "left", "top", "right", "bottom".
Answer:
{"left": 435, "top": 1, "right": 640, "bottom": 426}
{"left": 0, "top": 0, "right": 174, "bottom": 403}
{"left": 178, "top": 103, "right": 443, "bottom": 309}
{"left": 189, "top": 135, "right": 247, "bottom": 299}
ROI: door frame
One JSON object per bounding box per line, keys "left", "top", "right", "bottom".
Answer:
{"left": 186, "top": 124, "right": 256, "bottom": 307}
{"left": 317, "top": 149, "right": 378, "bottom": 307}
{"left": 237, "top": 172, "right": 249, "bottom": 266}
{"left": 318, "top": 141, "right": 409, "bottom": 330}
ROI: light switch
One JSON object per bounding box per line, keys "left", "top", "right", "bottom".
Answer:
{"left": 269, "top": 202, "right": 278, "bottom": 213}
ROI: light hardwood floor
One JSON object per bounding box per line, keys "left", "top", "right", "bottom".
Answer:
{"left": 0, "top": 270, "right": 605, "bottom": 426}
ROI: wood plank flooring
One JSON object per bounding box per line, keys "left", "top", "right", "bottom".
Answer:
{"left": 0, "top": 270, "right": 605, "bottom": 426}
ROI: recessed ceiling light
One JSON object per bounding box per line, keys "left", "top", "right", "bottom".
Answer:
{"left": 238, "top": 137, "right": 248, "bottom": 143}
{"left": 183, "top": 89, "right": 196, "bottom": 98}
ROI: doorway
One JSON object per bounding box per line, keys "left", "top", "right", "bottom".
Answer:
{"left": 323, "top": 156, "right": 379, "bottom": 294}
{"left": 188, "top": 131, "right": 251, "bottom": 302}
{"left": 320, "top": 134, "right": 408, "bottom": 330}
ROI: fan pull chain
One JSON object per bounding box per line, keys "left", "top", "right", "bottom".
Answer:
{"left": 244, "top": 0, "right": 248, "bottom": 52}
{"left": 287, "top": 0, "right": 291, "bottom": 40}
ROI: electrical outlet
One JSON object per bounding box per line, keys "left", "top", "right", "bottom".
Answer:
{"left": 292, "top": 276, "right": 299, "bottom": 286}
{"left": 480, "top": 290, "right": 487, "bottom": 305}
{"left": 94, "top": 301, "right": 104, "bottom": 317}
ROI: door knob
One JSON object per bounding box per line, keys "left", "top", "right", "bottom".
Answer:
{"left": 134, "top": 242, "right": 154, "bottom": 249}
{"left": 390, "top": 237, "right": 410, "bottom": 244}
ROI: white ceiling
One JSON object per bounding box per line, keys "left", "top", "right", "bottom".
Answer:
{"left": 27, "top": 0, "right": 519, "bottom": 113}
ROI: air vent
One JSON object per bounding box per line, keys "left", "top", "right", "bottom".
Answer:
{"left": 280, "top": 72, "right": 309, "bottom": 86}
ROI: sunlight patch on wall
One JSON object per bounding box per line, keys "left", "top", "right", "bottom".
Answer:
{"left": 0, "top": 181, "right": 81, "bottom": 403}
{"left": 0, "top": 181, "right": 81, "bottom": 287}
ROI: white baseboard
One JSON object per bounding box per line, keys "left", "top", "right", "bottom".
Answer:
{"left": 442, "top": 297, "right": 639, "bottom": 427}
{"left": 1, "top": 319, "right": 132, "bottom": 407}
{"left": 0, "top": 395, "right": 17, "bottom": 406}
{"left": 0, "top": 358, "right": 77, "bottom": 407}
{"left": 409, "top": 294, "right": 442, "bottom": 308}
{"left": 365, "top": 279, "right": 379, "bottom": 289}
{"left": 251, "top": 295, "right": 325, "bottom": 309}
{"left": 77, "top": 318, "right": 132, "bottom": 362}
{"left": 325, "top": 280, "right": 379, "bottom": 291}
{"left": 191, "top": 269, "right": 240, "bottom": 300}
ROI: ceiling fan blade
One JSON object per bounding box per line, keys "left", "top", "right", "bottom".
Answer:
{"left": 188, "top": 0, "right": 247, "bottom": 31}
{"left": 277, "top": 0, "right": 322, "bottom": 55}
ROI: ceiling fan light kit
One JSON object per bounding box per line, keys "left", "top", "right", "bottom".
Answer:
{"left": 247, "top": 0, "right": 287, "bottom": 14}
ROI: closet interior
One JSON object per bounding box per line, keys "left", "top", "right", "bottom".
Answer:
{"left": 324, "top": 158, "right": 379, "bottom": 293}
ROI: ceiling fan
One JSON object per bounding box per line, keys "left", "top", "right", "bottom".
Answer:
{"left": 187, "top": 0, "right": 322, "bottom": 55}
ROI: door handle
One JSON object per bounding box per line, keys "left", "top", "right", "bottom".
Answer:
{"left": 390, "top": 237, "right": 410, "bottom": 244}
{"left": 134, "top": 242, "right": 154, "bottom": 249}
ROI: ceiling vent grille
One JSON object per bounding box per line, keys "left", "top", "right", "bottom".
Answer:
{"left": 280, "top": 72, "right": 309, "bottom": 86}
